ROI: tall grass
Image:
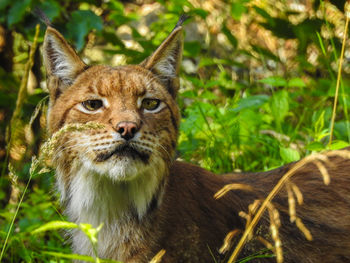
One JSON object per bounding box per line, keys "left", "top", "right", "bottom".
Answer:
{"left": 216, "top": 8, "right": 350, "bottom": 261}
{"left": 2, "top": 0, "right": 350, "bottom": 262}
{"left": 0, "top": 24, "right": 40, "bottom": 261}
{"left": 329, "top": 10, "right": 350, "bottom": 146}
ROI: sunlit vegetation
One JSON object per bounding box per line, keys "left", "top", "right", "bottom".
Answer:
{"left": 1, "top": 0, "right": 349, "bottom": 261}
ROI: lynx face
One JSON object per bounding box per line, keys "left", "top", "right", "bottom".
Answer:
{"left": 43, "top": 23, "right": 184, "bottom": 222}
{"left": 50, "top": 65, "right": 179, "bottom": 182}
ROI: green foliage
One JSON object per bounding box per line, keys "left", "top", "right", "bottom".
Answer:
{"left": 7, "top": 0, "right": 32, "bottom": 27}
{"left": 1, "top": 0, "right": 350, "bottom": 262}
{"left": 67, "top": 10, "right": 103, "bottom": 51}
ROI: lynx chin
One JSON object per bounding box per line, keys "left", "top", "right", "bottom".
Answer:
{"left": 43, "top": 16, "right": 350, "bottom": 262}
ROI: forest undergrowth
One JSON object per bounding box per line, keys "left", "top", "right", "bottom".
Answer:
{"left": 1, "top": 0, "right": 350, "bottom": 262}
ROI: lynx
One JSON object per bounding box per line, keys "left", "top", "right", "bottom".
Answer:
{"left": 43, "top": 17, "right": 350, "bottom": 263}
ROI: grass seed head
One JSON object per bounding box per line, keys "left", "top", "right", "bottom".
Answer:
{"left": 214, "top": 183, "right": 254, "bottom": 199}
{"left": 8, "top": 163, "right": 18, "bottom": 186}
{"left": 295, "top": 217, "right": 313, "bottom": 241}
{"left": 219, "top": 229, "right": 241, "bottom": 254}
{"left": 150, "top": 249, "right": 166, "bottom": 263}
{"left": 248, "top": 200, "right": 261, "bottom": 215}
{"left": 226, "top": 149, "right": 350, "bottom": 263}
{"left": 291, "top": 182, "right": 303, "bottom": 205}
{"left": 239, "top": 211, "right": 249, "bottom": 220}
{"left": 267, "top": 202, "right": 283, "bottom": 263}
{"left": 39, "top": 122, "right": 105, "bottom": 165}
{"left": 313, "top": 160, "right": 330, "bottom": 185}
{"left": 256, "top": 236, "right": 274, "bottom": 251}
{"left": 286, "top": 182, "right": 296, "bottom": 223}
{"left": 327, "top": 150, "right": 350, "bottom": 159}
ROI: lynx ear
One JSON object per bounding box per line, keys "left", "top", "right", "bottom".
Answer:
{"left": 140, "top": 22, "right": 184, "bottom": 97}
{"left": 43, "top": 27, "right": 86, "bottom": 96}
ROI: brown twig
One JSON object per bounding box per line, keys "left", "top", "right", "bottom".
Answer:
{"left": 2, "top": 24, "right": 41, "bottom": 178}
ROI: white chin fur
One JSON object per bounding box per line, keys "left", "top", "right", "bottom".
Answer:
{"left": 55, "top": 154, "right": 167, "bottom": 259}
{"left": 82, "top": 155, "right": 149, "bottom": 182}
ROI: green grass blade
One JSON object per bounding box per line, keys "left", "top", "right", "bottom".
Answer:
{"left": 31, "top": 221, "right": 78, "bottom": 235}
{"left": 0, "top": 168, "right": 33, "bottom": 261}
{"left": 42, "top": 251, "right": 122, "bottom": 263}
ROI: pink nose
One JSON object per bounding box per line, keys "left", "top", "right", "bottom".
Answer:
{"left": 116, "top": 121, "right": 139, "bottom": 140}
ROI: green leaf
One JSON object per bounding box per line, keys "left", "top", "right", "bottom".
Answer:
{"left": 67, "top": 10, "right": 103, "bottom": 51}
{"left": 259, "top": 76, "right": 287, "bottom": 87}
{"left": 253, "top": 6, "right": 273, "bottom": 23}
{"left": 42, "top": 251, "right": 96, "bottom": 262}
{"left": 230, "top": 0, "right": 249, "bottom": 20}
{"left": 222, "top": 24, "right": 238, "bottom": 49}
{"left": 288, "top": 78, "right": 306, "bottom": 87}
{"left": 231, "top": 95, "right": 269, "bottom": 112}
{"left": 200, "top": 90, "right": 218, "bottom": 100}
{"left": 79, "top": 223, "right": 103, "bottom": 245}
{"left": 190, "top": 8, "right": 208, "bottom": 19}
{"left": 270, "top": 90, "right": 289, "bottom": 124}
{"left": 251, "top": 44, "right": 280, "bottom": 61}
{"left": 306, "top": 141, "right": 325, "bottom": 151}
{"left": 184, "top": 41, "right": 201, "bottom": 57}
{"left": 36, "top": 0, "right": 61, "bottom": 21}
{"left": 31, "top": 220, "right": 78, "bottom": 234}
{"left": 313, "top": 110, "right": 325, "bottom": 135}
{"left": 259, "top": 18, "right": 295, "bottom": 39}
{"left": 102, "top": 29, "right": 125, "bottom": 48}
{"left": 280, "top": 146, "right": 300, "bottom": 163}
{"left": 108, "top": 0, "right": 124, "bottom": 13}
{"left": 329, "top": 140, "right": 350, "bottom": 150}
{"left": 0, "top": 0, "right": 12, "bottom": 11}
{"left": 7, "top": 0, "right": 31, "bottom": 27}
{"left": 294, "top": 18, "right": 323, "bottom": 52}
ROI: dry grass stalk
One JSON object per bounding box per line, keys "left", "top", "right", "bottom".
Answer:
{"left": 290, "top": 182, "right": 303, "bottom": 205}
{"left": 9, "top": 24, "right": 40, "bottom": 140}
{"left": 239, "top": 199, "right": 261, "bottom": 224}
{"left": 266, "top": 202, "right": 283, "bottom": 263}
{"left": 248, "top": 200, "right": 261, "bottom": 216}
{"left": 40, "top": 122, "right": 104, "bottom": 164}
{"left": 239, "top": 211, "right": 249, "bottom": 220}
{"left": 214, "top": 183, "right": 254, "bottom": 200}
{"left": 224, "top": 149, "right": 350, "bottom": 263}
{"left": 2, "top": 24, "right": 41, "bottom": 179}
{"left": 295, "top": 217, "right": 313, "bottom": 241}
{"left": 313, "top": 160, "right": 330, "bottom": 185}
{"left": 0, "top": 25, "right": 41, "bottom": 262}
{"left": 149, "top": 249, "right": 166, "bottom": 263}
{"left": 328, "top": 150, "right": 350, "bottom": 159}
{"left": 286, "top": 181, "right": 296, "bottom": 223}
{"left": 219, "top": 229, "right": 241, "bottom": 254}
{"left": 266, "top": 202, "right": 281, "bottom": 228}
{"left": 246, "top": 200, "right": 261, "bottom": 240}
{"left": 328, "top": 4, "right": 349, "bottom": 145}
{"left": 256, "top": 236, "right": 274, "bottom": 251}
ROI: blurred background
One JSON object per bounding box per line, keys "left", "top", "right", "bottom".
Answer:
{"left": 1, "top": 0, "right": 350, "bottom": 261}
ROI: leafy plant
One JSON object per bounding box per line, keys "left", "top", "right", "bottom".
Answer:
{"left": 1, "top": 0, "right": 350, "bottom": 262}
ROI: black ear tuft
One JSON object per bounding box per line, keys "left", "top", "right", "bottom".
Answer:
{"left": 32, "top": 7, "right": 52, "bottom": 27}
{"left": 173, "top": 14, "right": 190, "bottom": 30}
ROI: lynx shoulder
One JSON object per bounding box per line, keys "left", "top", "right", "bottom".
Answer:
{"left": 43, "top": 17, "right": 350, "bottom": 262}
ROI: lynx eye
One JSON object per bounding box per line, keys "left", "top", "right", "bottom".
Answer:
{"left": 141, "top": 98, "right": 160, "bottom": 111}
{"left": 82, "top": 99, "right": 103, "bottom": 111}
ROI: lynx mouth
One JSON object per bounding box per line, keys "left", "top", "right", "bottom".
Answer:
{"left": 95, "top": 143, "right": 150, "bottom": 163}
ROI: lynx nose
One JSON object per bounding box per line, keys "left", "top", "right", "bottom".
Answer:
{"left": 116, "top": 121, "right": 139, "bottom": 140}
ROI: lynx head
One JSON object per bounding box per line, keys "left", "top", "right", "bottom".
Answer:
{"left": 43, "top": 20, "right": 183, "bottom": 198}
